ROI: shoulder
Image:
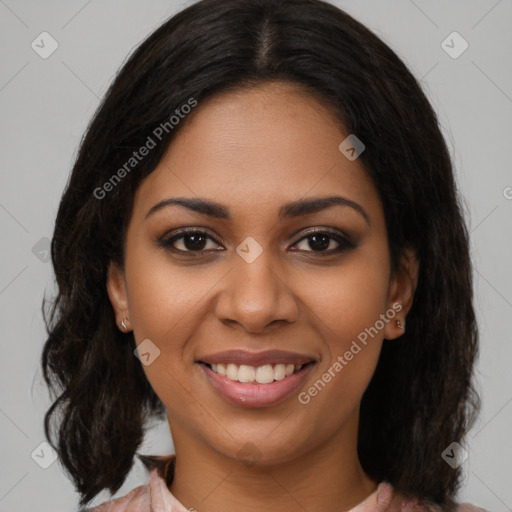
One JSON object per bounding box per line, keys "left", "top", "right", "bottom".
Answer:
{"left": 396, "top": 498, "right": 487, "bottom": 512}
{"left": 454, "top": 505, "right": 487, "bottom": 512}
{"left": 79, "top": 454, "right": 176, "bottom": 512}
{"left": 80, "top": 483, "right": 150, "bottom": 511}
{"left": 379, "top": 483, "right": 487, "bottom": 512}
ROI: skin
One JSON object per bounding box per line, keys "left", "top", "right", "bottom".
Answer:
{"left": 107, "top": 81, "right": 419, "bottom": 512}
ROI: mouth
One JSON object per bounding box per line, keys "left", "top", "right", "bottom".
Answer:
{"left": 198, "top": 361, "right": 315, "bottom": 384}
{"left": 196, "top": 349, "right": 317, "bottom": 408}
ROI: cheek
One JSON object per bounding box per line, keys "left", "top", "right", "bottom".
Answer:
{"left": 124, "top": 245, "right": 215, "bottom": 343}
{"left": 298, "top": 251, "right": 389, "bottom": 403}
{"left": 123, "top": 247, "right": 220, "bottom": 406}
{"left": 302, "top": 251, "right": 390, "bottom": 346}
{"left": 297, "top": 275, "right": 386, "bottom": 437}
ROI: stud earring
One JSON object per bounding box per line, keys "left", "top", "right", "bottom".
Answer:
{"left": 396, "top": 319, "right": 405, "bottom": 330}
{"left": 121, "top": 318, "right": 129, "bottom": 332}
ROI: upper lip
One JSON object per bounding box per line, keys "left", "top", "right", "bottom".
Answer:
{"left": 197, "top": 349, "right": 316, "bottom": 367}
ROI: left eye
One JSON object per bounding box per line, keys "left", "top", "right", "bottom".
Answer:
{"left": 292, "top": 230, "right": 352, "bottom": 255}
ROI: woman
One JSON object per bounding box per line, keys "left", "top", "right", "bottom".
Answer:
{"left": 41, "top": 0, "right": 485, "bottom": 510}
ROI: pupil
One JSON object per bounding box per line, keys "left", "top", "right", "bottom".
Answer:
{"left": 309, "top": 234, "right": 329, "bottom": 251}
{"left": 185, "top": 234, "right": 206, "bottom": 250}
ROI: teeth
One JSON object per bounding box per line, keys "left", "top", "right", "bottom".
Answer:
{"left": 274, "top": 364, "right": 286, "bottom": 380}
{"left": 238, "top": 365, "right": 255, "bottom": 383}
{"left": 208, "top": 362, "right": 305, "bottom": 384}
{"left": 255, "top": 364, "right": 275, "bottom": 384}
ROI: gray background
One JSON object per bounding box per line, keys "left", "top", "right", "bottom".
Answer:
{"left": 0, "top": 0, "right": 511, "bottom": 511}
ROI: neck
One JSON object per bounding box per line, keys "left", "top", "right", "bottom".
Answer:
{"left": 167, "top": 412, "right": 378, "bottom": 512}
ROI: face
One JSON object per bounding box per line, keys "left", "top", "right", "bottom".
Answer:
{"left": 107, "top": 81, "right": 418, "bottom": 466}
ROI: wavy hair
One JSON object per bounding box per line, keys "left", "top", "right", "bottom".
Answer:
{"left": 41, "top": 0, "right": 480, "bottom": 509}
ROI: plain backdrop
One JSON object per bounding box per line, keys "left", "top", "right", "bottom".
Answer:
{"left": 0, "top": 1, "right": 511, "bottom": 511}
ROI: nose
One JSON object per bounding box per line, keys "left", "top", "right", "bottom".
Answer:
{"left": 214, "top": 255, "right": 299, "bottom": 333}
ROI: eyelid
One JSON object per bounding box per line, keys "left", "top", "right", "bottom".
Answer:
{"left": 293, "top": 226, "right": 351, "bottom": 242}
{"left": 160, "top": 226, "right": 221, "bottom": 242}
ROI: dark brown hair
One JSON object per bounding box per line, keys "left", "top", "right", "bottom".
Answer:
{"left": 41, "top": 0, "right": 480, "bottom": 509}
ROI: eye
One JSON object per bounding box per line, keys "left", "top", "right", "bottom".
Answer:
{"left": 159, "top": 229, "right": 222, "bottom": 255}
{"left": 158, "top": 227, "right": 356, "bottom": 257}
{"left": 291, "top": 228, "right": 355, "bottom": 256}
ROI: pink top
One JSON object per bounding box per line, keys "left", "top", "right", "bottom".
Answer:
{"left": 83, "top": 454, "right": 486, "bottom": 512}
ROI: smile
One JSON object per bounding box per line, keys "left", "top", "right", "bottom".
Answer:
{"left": 197, "top": 356, "right": 316, "bottom": 409}
{"left": 205, "top": 362, "right": 305, "bottom": 384}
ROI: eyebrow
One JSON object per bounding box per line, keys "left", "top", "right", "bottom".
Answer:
{"left": 145, "top": 195, "right": 370, "bottom": 225}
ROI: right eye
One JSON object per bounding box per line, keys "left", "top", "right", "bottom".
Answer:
{"left": 159, "top": 229, "right": 224, "bottom": 255}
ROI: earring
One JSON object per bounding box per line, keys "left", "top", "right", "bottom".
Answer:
{"left": 396, "top": 319, "right": 405, "bottom": 330}
{"left": 121, "top": 318, "right": 129, "bottom": 332}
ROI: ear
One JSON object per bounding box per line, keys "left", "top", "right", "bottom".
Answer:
{"left": 106, "top": 261, "right": 130, "bottom": 330}
{"left": 383, "top": 247, "right": 419, "bottom": 341}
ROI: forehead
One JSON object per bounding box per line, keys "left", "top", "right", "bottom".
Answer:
{"left": 133, "top": 82, "right": 382, "bottom": 225}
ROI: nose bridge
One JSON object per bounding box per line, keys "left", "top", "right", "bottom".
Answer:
{"left": 215, "top": 247, "right": 298, "bottom": 331}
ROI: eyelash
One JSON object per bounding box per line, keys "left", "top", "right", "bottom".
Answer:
{"left": 158, "top": 227, "right": 356, "bottom": 257}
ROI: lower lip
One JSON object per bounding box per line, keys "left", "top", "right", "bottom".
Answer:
{"left": 199, "top": 363, "right": 315, "bottom": 408}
